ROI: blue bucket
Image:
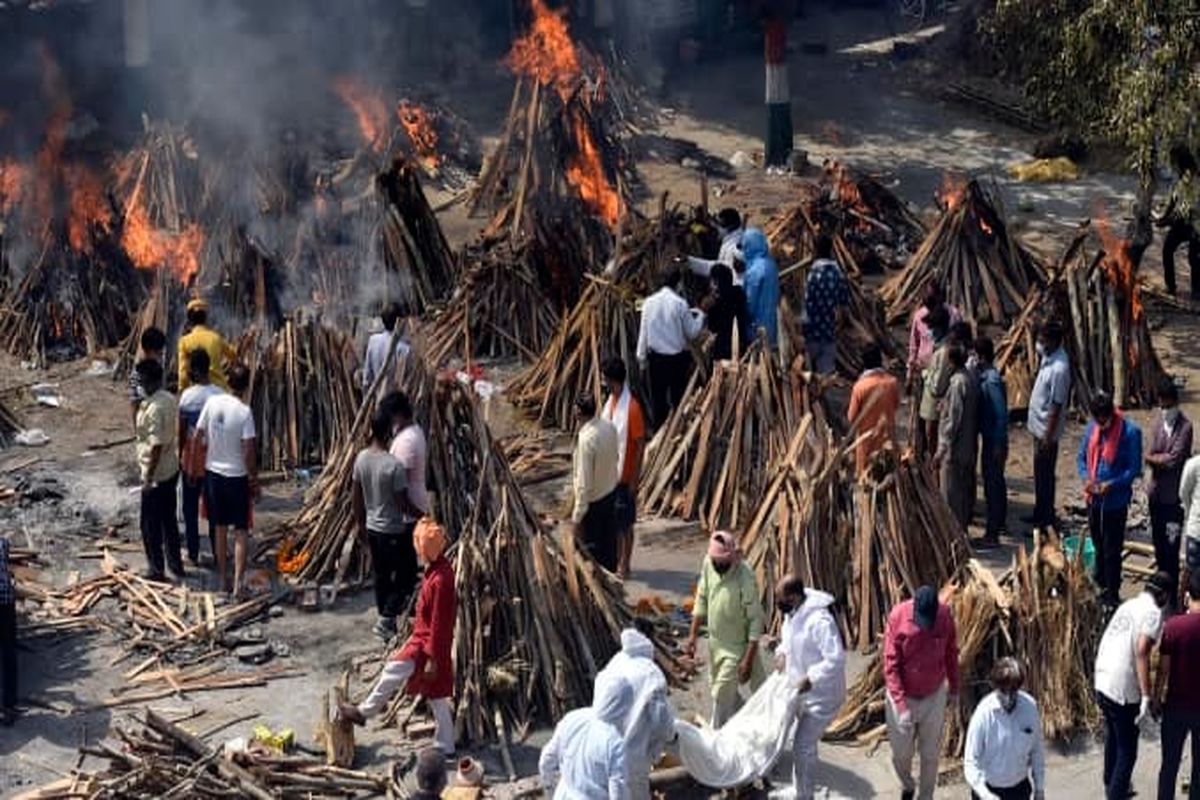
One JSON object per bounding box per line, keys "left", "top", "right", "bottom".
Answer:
{"left": 1063, "top": 535, "right": 1096, "bottom": 574}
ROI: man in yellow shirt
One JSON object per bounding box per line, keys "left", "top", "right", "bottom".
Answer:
{"left": 178, "top": 298, "right": 235, "bottom": 391}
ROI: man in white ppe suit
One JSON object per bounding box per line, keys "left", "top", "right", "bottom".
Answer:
{"left": 594, "top": 623, "right": 676, "bottom": 800}
{"left": 539, "top": 675, "right": 633, "bottom": 799}
{"left": 774, "top": 574, "right": 847, "bottom": 800}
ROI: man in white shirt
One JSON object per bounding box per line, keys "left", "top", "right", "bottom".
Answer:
{"left": 636, "top": 265, "right": 706, "bottom": 428}
{"left": 687, "top": 207, "right": 744, "bottom": 286}
{"left": 539, "top": 674, "right": 632, "bottom": 799}
{"left": 1178, "top": 453, "right": 1200, "bottom": 582}
{"left": 773, "top": 575, "right": 846, "bottom": 800}
{"left": 964, "top": 658, "right": 1046, "bottom": 800}
{"left": 362, "top": 304, "right": 410, "bottom": 399}
{"left": 1094, "top": 570, "right": 1172, "bottom": 799}
{"left": 572, "top": 394, "right": 620, "bottom": 573}
{"left": 194, "top": 364, "right": 258, "bottom": 597}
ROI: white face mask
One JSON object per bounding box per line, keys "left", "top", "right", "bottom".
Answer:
{"left": 1035, "top": 342, "right": 1046, "bottom": 358}
{"left": 1164, "top": 407, "right": 1181, "bottom": 426}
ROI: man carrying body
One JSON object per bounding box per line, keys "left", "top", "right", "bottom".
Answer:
{"left": 1094, "top": 570, "right": 1171, "bottom": 799}
{"left": 178, "top": 298, "right": 235, "bottom": 392}
{"left": 774, "top": 574, "right": 846, "bottom": 800}
{"left": 594, "top": 621, "right": 675, "bottom": 800}
{"left": 1077, "top": 392, "right": 1144, "bottom": 608}
{"left": 134, "top": 359, "right": 184, "bottom": 582}
{"left": 194, "top": 363, "right": 258, "bottom": 596}
{"left": 538, "top": 675, "right": 632, "bottom": 799}
{"left": 601, "top": 358, "right": 647, "bottom": 579}
{"left": 885, "top": 586, "right": 960, "bottom": 800}
{"left": 571, "top": 394, "right": 621, "bottom": 573}
{"left": 847, "top": 344, "right": 901, "bottom": 476}
{"left": 934, "top": 343, "right": 980, "bottom": 530}
{"left": 802, "top": 233, "right": 850, "bottom": 376}
{"left": 684, "top": 531, "right": 765, "bottom": 727}
{"left": 636, "top": 265, "right": 706, "bottom": 427}
{"left": 1026, "top": 320, "right": 1070, "bottom": 531}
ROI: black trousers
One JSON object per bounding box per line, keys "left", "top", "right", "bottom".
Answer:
{"left": 1151, "top": 501, "right": 1184, "bottom": 591}
{"left": 1163, "top": 221, "right": 1200, "bottom": 297}
{"left": 647, "top": 351, "right": 691, "bottom": 429}
{"left": 1032, "top": 437, "right": 1058, "bottom": 528}
{"left": 1089, "top": 502, "right": 1129, "bottom": 607}
{"left": 367, "top": 525, "right": 418, "bottom": 619}
{"left": 0, "top": 601, "right": 15, "bottom": 710}
{"left": 181, "top": 474, "right": 214, "bottom": 563}
{"left": 1098, "top": 691, "right": 1140, "bottom": 799}
{"left": 981, "top": 440, "right": 1008, "bottom": 538}
{"left": 141, "top": 472, "right": 183, "bottom": 577}
{"left": 971, "top": 778, "right": 1032, "bottom": 800}
{"left": 1159, "top": 709, "right": 1200, "bottom": 800}
{"left": 579, "top": 489, "right": 619, "bottom": 573}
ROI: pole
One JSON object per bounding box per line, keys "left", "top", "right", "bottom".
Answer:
{"left": 763, "top": 11, "right": 793, "bottom": 169}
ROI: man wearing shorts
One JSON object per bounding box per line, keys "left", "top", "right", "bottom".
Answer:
{"left": 195, "top": 364, "right": 258, "bottom": 596}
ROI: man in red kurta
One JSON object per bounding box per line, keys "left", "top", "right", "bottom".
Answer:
{"left": 340, "top": 518, "right": 457, "bottom": 755}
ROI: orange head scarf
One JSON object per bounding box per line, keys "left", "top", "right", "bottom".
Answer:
{"left": 414, "top": 517, "right": 448, "bottom": 564}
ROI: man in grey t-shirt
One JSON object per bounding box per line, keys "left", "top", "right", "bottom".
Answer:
{"left": 353, "top": 410, "right": 417, "bottom": 640}
{"left": 1026, "top": 320, "right": 1071, "bottom": 530}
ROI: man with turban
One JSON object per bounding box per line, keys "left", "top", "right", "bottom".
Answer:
{"left": 340, "top": 518, "right": 457, "bottom": 755}
{"left": 683, "top": 531, "right": 766, "bottom": 727}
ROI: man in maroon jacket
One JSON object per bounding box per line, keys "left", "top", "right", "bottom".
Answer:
{"left": 340, "top": 519, "right": 457, "bottom": 755}
{"left": 884, "top": 586, "right": 960, "bottom": 800}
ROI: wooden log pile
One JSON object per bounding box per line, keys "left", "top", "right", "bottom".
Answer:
{"left": 825, "top": 533, "right": 1101, "bottom": 754}
{"left": 742, "top": 442, "right": 971, "bottom": 652}
{"left": 996, "top": 227, "right": 1167, "bottom": 411}
{"left": 638, "top": 344, "right": 819, "bottom": 531}
{"left": 22, "top": 709, "right": 393, "bottom": 799}
{"left": 505, "top": 273, "right": 641, "bottom": 431}
{"left": 881, "top": 179, "right": 1046, "bottom": 325}
{"left": 502, "top": 432, "right": 572, "bottom": 487}
{"left": 238, "top": 315, "right": 362, "bottom": 472}
{"left": 384, "top": 379, "right": 686, "bottom": 743}
{"left": 374, "top": 156, "right": 457, "bottom": 315}
{"left": 811, "top": 160, "right": 927, "bottom": 272}
{"left": 424, "top": 246, "right": 559, "bottom": 367}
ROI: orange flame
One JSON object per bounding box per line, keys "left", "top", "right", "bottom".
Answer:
{"left": 936, "top": 173, "right": 968, "bottom": 213}
{"left": 121, "top": 192, "right": 204, "bottom": 282}
{"left": 63, "top": 164, "right": 112, "bottom": 253}
{"left": 1094, "top": 207, "right": 1142, "bottom": 323}
{"left": 333, "top": 77, "right": 390, "bottom": 154}
{"left": 505, "top": 0, "right": 581, "bottom": 99}
{"left": 0, "top": 159, "right": 28, "bottom": 216}
{"left": 396, "top": 101, "right": 440, "bottom": 171}
{"left": 566, "top": 109, "right": 620, "bottom": 227}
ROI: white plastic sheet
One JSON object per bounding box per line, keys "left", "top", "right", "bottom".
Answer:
{"left": 674, "top": 671, "right": 801, "bottom": 788}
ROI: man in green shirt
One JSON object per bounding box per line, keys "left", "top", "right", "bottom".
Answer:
{"left": 684, "top": 531, "right": 766, "bottom": 727}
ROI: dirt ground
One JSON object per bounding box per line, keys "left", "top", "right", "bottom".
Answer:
{"left": 1, "top": 5, "right": 1195, "bottom": 799}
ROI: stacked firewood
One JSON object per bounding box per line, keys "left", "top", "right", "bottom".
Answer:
{"left": 116, "top": 271, "right": 188, "bottom": 381}
{"left": 375, "top": 156, "right": 457, "bottom": 314}
{"left": 393, "top": 379, "right": 686, "bottom": 743}
{"left": 826, "top": 533, "right": 1101, "bottom": 753}
{"left": 424, "top": 244, "right": 559, "bottom": 367}
{"left": 881, "top": 179, "right": 1046, "bottom": 325}
{"left": 238, "top": 315, "right": 361, "bottom": 472}
{"left": 639, "top": 344, "right": 820, "bottom": 531}
{"left": 742, "top": 444, "right": 971, "bottom": 651}
{"left": 23, "top": 710, "right": 392, "bottom": 799}
{"left": 997, "top": 228, "right": 1167, "bottom": 410}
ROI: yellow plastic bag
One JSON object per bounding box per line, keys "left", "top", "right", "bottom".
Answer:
{"left": 1007, "top": 157, "right": 1080, "bottom": 183}
{"left": 251, "top": 724, "right": 295, "bottom": 753}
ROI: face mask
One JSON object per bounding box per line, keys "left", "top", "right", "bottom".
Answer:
{"left": 1164, "top": 407, "right": 1181, "bottom": 425}
{"left": 998, "top": 690, "right": 1018, "bottom": 713}
{"left": 712, "top": 561, "right": 731, "bottom": 575}
{"left": 776, "top": 600, "right": 795, "bottom": 616}
{"left": 1035, "top": 342, "right": 1046, "bottom": 358}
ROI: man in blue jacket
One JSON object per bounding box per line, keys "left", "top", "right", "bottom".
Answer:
{"left": 975, "top": 336, "right": 1009, "bottom": 547}
{"left": 741, "top": 228, "right": 780, "bottom": 349}
{"left": 1078, "top": 392, "right": 1144, "bottom": 608}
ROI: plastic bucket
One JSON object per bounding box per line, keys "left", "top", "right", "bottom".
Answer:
{"left": 1063, "top": 535, "right": 1096, "bottom": 574}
